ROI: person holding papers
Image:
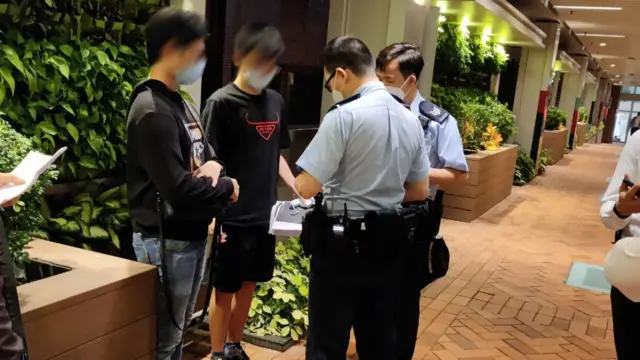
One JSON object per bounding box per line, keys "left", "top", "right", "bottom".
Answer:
{"left": 0, "top": 173, "right": 25, "bottom": 360}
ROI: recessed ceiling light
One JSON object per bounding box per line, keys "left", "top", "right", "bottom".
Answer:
{"left": 611, "top": 64, "right": 616, "bottom": 67}
{"left": 413, "top": 0, "right": 425, "bottom": 5}
{"left": 599, "top": 43, "right": 607, "bottom": 47}
{"left": 616, "top": 75, "right": 620, "bottom": 78}
{"left": 580, "top": 33, "right": 626, "bottom": 38}
{"left": 555, "top": 6, "right": 622, "bottom": 11}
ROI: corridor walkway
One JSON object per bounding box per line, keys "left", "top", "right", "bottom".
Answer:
{"left": 189, "top": 143, "right": 622, "bottom": 360}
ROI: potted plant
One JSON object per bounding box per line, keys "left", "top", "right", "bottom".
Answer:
{"left": 542, "top": 107, "right": 568, "bottom": 164}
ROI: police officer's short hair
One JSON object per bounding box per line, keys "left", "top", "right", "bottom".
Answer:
{"left": 145, "top": 7, "right": 209, "bottom": 65}
{"left": 234, "top": 22, "right": 285, "bottom": 60}
{"left": 376, "top": 43, "right": 424, "bottom": 80}
{"left": 322, "top": 36, "right": 374, "bottom": 76}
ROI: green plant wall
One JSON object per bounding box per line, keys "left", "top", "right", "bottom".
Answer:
{"left": 0, "top": 0, "right": 165, "bottom": 257}
{"left": 431, "top": 19, "right": 515, "bottom": 152}
{"left": 0, "top": 31, "right": 148, "bottom": 180}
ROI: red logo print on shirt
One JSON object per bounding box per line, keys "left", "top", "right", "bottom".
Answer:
{"left": 245, "top": 113, "right": 280, "bottom": 141}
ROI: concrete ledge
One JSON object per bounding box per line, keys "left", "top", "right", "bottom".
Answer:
{"left": 443, "top": 144, "right": 518, "bottom": 222}
{"left": 18, "top": 240, "right": 157, "bottom": 359}
{"left": 542, "top": 129, "right": 568, "bottom": 164}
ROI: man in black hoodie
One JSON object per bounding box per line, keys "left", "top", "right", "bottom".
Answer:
{"left": 126, "top": 8, "right": 239, "bottom": 360}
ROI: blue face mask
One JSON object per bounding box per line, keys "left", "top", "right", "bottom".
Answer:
{"left": 177, "top": 59, "right": 206, "bottom": 85}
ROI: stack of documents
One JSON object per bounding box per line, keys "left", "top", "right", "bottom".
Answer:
{"left": 269, "top": 198, "right": 315, "bottom": 237}
{"left": 0, "top": 147, "right": 66, "bottom": 204}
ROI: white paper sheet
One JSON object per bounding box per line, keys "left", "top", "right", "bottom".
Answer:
{"left": 0, "top": 147, "right": 67, "bottom": 204}
{"left": 269, "top": 199, "right": 314, "bottom": 237}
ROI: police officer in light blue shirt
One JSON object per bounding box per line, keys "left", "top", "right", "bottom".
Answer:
{"left": 293, "top": 36, "right": 431, "bottom": 360}
{"left": 377, "top": 42, "right": 469, "bottom": 360}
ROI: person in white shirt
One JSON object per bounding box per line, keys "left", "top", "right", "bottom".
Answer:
{"left": 600, "top": 131, "right": 640, "bottom": 360}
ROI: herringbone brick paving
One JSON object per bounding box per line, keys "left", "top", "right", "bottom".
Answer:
{"left": 188, "top": 143, "right": 621, "bottom": 360}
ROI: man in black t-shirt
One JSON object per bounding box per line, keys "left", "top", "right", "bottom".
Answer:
{"left": 201, "top": 23, "right": 298, "bottom": 360}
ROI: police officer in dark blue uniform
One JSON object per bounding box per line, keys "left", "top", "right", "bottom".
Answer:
{"left": 294, "top": 36, "right": 431, "bottom": 360}
{"left": 377, "top": 42, "right": 469, "bottom": 360}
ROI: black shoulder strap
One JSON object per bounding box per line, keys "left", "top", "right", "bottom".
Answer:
{"left": 327, "top": 94, "right": 362, "bottom": 114}
{"left": 418, "top": 100, "right": 450, "bottom": 125}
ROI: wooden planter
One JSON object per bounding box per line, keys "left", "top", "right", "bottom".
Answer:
{"left": 542, "top": 129, "right": 568, "bottom": 164}
{"left": 576, "top": 123, "right": 587, "bottom": 146}
{"left": 442, "top": 144, "right": 518, "bottom": 223}
{"left": 18, "top": 240, "right": 157, "bottom": 359}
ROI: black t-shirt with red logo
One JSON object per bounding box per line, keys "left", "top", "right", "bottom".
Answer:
{"left": 202, "top": 83, "right": 290, "bottom": 227}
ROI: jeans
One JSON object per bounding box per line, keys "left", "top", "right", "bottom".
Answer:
{"left": 132, "top": 233, "right": 206, "bottom": 360}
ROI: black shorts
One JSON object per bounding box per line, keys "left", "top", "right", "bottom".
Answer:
{"left": 213, "top": 225, "right": 276, "bottom": 293}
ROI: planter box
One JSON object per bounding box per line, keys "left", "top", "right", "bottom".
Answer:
{"left": 442, "top": 144, "right": 518, "bottom": 223}
{"left": 576, "top": 123, "right": 587, "bottom": 147}
{"left": 18, "top": 240, "right": 157, "bottom": 359}
{"left": 542, "top": 129, "right": 568, "bottom": 164}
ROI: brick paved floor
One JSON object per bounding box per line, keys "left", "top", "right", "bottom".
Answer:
{"left": 187, "top": 143, "right": 622, "bottom": 360}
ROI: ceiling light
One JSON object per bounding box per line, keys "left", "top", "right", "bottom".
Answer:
{"left": 580, "top": 33, "right": 626, "bottom": 38}
{"left": 599, "top": 43, "right": 607, "bottom": 47}
{"left": 611, "top": 64, "right": 616, "bottom": 67}
{"left": 413, "top": 0, "right": 425, "bottom": 5}
{"left": 616, "top": 75, "right": 620, "bottom": 78}
{"left": 554, "top": 6, "right": 622, "bottom": 11}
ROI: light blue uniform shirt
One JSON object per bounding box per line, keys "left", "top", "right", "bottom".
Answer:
{"left": 410, "top": 92, "right": 468, "bottom": 198}
{"left": 296, "top": 81, "right": 430, "bottom": 216}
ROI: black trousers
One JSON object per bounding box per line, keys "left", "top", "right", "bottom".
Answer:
{"left": 611, "top": 286, "right": 640, "bottom": 360}
{"left": 395, "top": 286, "right": 421, "bottom": 360}
{"left": 305, "top": 247, "right": 403, "bottom": 360}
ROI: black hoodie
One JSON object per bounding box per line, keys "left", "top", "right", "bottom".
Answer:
{"left": 126, "top": 80, "right": 234, "bottom": 241}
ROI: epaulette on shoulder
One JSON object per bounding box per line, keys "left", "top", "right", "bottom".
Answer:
{"left": 390, "top": 94, "right": 411, "bottom": 110}
{"left": 418, "top": 100, "right": 450, "bottom": 125}
{"left": 327, "top": 94, "right": 362, "bottom": 113}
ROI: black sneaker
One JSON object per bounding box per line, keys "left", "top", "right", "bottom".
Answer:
{"left": 224, "top": 343, "right": 250, "bottom": 360}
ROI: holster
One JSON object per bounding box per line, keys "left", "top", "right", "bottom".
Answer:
{"left": 403, "top": 190, "right": 450, "bottom": 290}
{"left": 300, "top": 193, "right": 332, "bottom": 256}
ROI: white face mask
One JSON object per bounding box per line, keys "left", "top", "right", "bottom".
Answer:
{"left": 245, "top": 67, "right": 278, "bottom": 91}
{"left": 331, "top": 74, "right": 344, "bottom": 103}
{"left": 385, "top": 77, "right": 411, "bottom": 100}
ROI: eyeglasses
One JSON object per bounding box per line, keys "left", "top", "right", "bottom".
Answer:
{"left": 324, "top": 70, "right": 336, "bottom": 93}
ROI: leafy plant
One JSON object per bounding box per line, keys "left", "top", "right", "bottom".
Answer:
{"left": 247, "top": 237, "right": 310, "bottom": 341}
{"left": 434, "top": 22, "right": 472, "bottom": 84}
{"left": 586, "top": 125, "right": 597, "bottom": 141}
{"left": 513, "top": 149, "right": 536, "bottom": 186}
{"left": 0, "top": 29, "right": 148, "bottom": 180}
{"left": 578, "top": 107, "right": 588, "bottom": 123}
{"left": 545, "top": 107, "right": 568, "bottom": 131}
{"left": 485, "top": 100, "right": 517, "bottom": 141}
{"left": 0, "top": 117, "right": 57, "bottom": 265}
{"left": 434, "top": 21, "right": 508, "bottom": 87}
{"left": 538, "top": 149, "right": 551, "bottom": 175}
{"left": 430, "top": 85, "right": 495, "bottom": 120}
{"left": 482, "top": 124, "right": 503, "bottom": 151}
{"left": 44, "top": 184, "right": 129, "bottom": 250}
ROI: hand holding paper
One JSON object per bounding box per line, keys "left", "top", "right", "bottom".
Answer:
{"left": 0, "top": 173, "right": 25, "bottom": 207}
{"left": 0, "top": 147, "right": 66, "bottom": 207}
